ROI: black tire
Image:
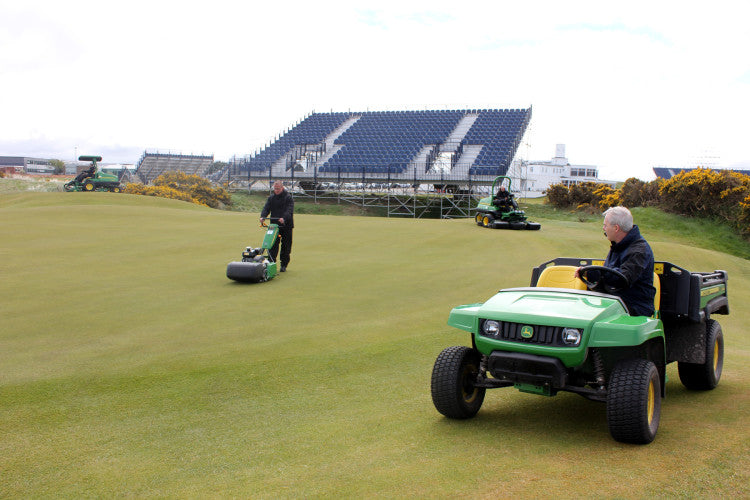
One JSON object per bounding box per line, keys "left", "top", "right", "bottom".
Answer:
{"left": 475, "top": 213, "right": 484, "bottom": 225}
{"left": 493, "top": 221, "right": 510, "bottom": 230}
{"left": 525, "top": 222, "right": 541, "bottom": 230}
{"left": 482, "top": 215, "right": 494, "bottom": 228}
{"left": 83, "top": 181, "right": 95, "bottom": 192}
{"left": 112, "top": 186, "right": 122, "bottom": 193}
{"left": 678, "top": 320, "right": 723, "bottom": 390}
{"left": 431, "top": 346, "right": 486, "bottom": 419}
{"left": 607, "top": 358, "right": 661, "bottom": 444}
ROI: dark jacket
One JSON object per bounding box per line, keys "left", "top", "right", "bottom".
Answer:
{"left": 261, "top": 189, "right": 294, "bottom": 228}
{"left": 604, "top": 224, "right": 655, "bottom": 316}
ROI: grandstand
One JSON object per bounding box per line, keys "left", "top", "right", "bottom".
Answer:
{"left": 135, "top": 151, "right": 214, "bottom": 184}
{"left": 653, "top": 167, "right": 750, "bottom": 180}
{"left": 228, "top": 108, "right": 532, "bottom": 186}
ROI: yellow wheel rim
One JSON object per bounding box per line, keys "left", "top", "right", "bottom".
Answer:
{"left": 475, "top": 214, "right": 482, "bottom": 223}
{"left": 713, "top": 339, "right": 719, "bottom": 371}
{"left": 483, "top": 216, "right": 490, "bottom": 226}
{"left": 647, "top": 380, "right": 655, "bottom": 425}
{"left": 461, "top": 364, "right": 478, "bottom": 403}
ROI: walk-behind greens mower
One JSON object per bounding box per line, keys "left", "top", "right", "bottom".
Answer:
{"left": 474, "top": 175, "right": 540, "bottom": 230}
{"left": 226, "top": 220, "right": 281, "bottom": 283}
{"left": 64, "top": 155, "right": 123, "bottom": 192}
{"left": 431, "top": 258, "right": 729, "bottom": 444}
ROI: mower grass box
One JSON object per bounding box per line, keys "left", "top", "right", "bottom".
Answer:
{"left": 431, "top": 257, "right": 729, "bottom": 444}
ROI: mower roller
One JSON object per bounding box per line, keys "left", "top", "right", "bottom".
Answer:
{"left": 474, "top": 175, "right": 540, "bottom": 230}
{"left": 226, "top": 219, "right": 281, "bottom": 283}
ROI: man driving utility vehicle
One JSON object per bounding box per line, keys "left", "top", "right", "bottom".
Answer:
{"left": 577, "top": 206, "right": 656, "bottom": 316}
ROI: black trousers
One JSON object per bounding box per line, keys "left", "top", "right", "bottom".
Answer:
{"left": 270, "top": 226, "right": 292, "bottom": 267}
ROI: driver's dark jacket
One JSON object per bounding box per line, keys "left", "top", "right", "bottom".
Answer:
{"left": 603, "top": 224, "right": 655, "bottom": 316}
{"left": 261, "top": 189, "right": 294, "bottom": 228}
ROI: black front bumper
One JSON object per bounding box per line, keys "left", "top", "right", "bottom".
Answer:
{"left": 487, "top": 351, "right": 568, "bottom": 388}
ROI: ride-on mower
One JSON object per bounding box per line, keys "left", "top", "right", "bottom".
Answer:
{"left": 474, "top": 175, "right": 540, "bottom": 230}
{"left": 226, "top": 220, "right": 281, "bottom": 283}
{"left": 64, "top": 155, "right": 123, "bottom": 192}
{"left": 431, "top": 257, "right": 729, "bottom": 444}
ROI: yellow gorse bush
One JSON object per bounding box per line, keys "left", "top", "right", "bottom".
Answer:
{"left": 544, "top": 168, "right": 750, "bottom": 239}
{"left": 124, "top": 172, "right": 232, "bottom": 208}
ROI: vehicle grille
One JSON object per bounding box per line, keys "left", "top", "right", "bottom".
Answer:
{"left": 479, "top": 319, "right": 565, "bottom": 346}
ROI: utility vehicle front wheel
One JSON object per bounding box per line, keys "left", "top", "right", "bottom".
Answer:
{"left": 475, "top": 213, "right": 484, "bottom": 225}
{"left": 678, "top": 319, "right": 723, "bottom": 390}
{"left": 607, "top": 358, "right": 661, "bottom": 444}
{"left": 431, "top": 346, "right": 485, "bottom": 419}
{"left": 482, "top": 215, "right": 494, "bottom": 228}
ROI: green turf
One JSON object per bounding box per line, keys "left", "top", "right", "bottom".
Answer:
{"left": 1, "top": 192, "right": 748, "bottom": 498}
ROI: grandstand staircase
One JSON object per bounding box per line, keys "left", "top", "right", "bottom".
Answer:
{"left": 423, "top": 113, "right": 480, "bottom": 175}
{"left": 269, "top": 114, "right": 361, "bottom": 178}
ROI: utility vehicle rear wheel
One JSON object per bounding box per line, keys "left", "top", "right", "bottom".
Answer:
{"left": 431, "top": 346, "right": 485, "bottom": 419}
{"left": 83, "top": 181, "right": 95, "bottom": 192}
{"left": 482, "top": 215, "right": 494, "bottom": 228}
{"left": 607, "top": 358, "right": 661, "bottom": 444}
{"left": 678, "top": 320, "right": 723, "bottom": 390}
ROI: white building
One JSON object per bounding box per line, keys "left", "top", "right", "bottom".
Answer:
{"left": 507, "top": 144, "right": 614, "bottom": 198}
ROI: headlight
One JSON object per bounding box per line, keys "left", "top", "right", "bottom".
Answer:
{"left": 562, "top": 328, "right": 582, "bottom": 346}
{"left": 482, "top": 320, "right": 501, "bottom": 336}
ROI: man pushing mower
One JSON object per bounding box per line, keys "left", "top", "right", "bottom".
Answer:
{"left": 260, "top": 180, "right": 294, "bottom": 273}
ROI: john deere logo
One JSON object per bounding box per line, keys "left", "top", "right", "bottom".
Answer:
{"left": 521, "top": 326, "right": 534, "bottom": 339}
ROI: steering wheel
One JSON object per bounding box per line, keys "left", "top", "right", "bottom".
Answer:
{"left": 578, "top": 265, "right": 629, "bottom": 294}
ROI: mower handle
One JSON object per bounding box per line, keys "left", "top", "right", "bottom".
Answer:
{"left": 259, "top": 216, "right": 283, "bottom": 228}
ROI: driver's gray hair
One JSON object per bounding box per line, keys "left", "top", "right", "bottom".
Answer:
{"left": 603, "top": 206, "right": 633, "bottom": 232}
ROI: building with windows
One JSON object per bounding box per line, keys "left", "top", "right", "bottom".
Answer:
{"left": 0, "top": 156, "right": 56, "bottom": 175}
{"left": 508, "top": 144, "right": 614, "bottom": 198}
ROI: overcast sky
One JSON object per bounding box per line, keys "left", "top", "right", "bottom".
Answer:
{"left": 2, "top": 0, "right": 748, "bottom": 181}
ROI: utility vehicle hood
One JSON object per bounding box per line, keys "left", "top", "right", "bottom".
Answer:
{"left": 449, "top": 287, "right": 628, "bottom": 332}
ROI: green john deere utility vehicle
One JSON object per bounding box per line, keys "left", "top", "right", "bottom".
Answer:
{"left": 226, "top": 220, "right": 281, "bottom": 283}
{"left": 431, "top": 257, "right": 729, "bottom": 444}
{"left": 64, "top": 155, "right": 123, "bottom": 192}
{"left": 474, "top": 175, "right": 540, "bottom": 230}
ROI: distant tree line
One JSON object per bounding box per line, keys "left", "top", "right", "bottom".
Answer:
{"left": 545, "top": 168, "right": 750, "bottom": 239}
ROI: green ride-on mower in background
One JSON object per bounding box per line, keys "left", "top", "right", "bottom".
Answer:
{"left": 64, "top": 155, "right": 123, "bottom": 192}
{"left": 474, "top": 175, "right": 540, "bottom": 230}
{"left": 431, "top": 257, "right": 729, "bottom": 444}
{"left": 226, "top": 220, "right": 281, "bottom": 283}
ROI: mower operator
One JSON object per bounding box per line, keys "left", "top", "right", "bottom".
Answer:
{"left": 74, "top": 164, "right": 95, "bottom": 183}
{"left": 493, "top": 185, "right": 511, "bottom": 209}
{"left": 260, "top": 180, "right": 294, "bottom": 272}
{"left": 577, "top": 206, "right": 656, "bottom": 316}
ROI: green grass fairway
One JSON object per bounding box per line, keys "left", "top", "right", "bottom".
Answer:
{"left": 2, "top": 192, "right": 749, "bottom": 498}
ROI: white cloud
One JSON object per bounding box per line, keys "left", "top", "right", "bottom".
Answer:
{"left": 1, "top": 0, "right": 748, "bottom": 180}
